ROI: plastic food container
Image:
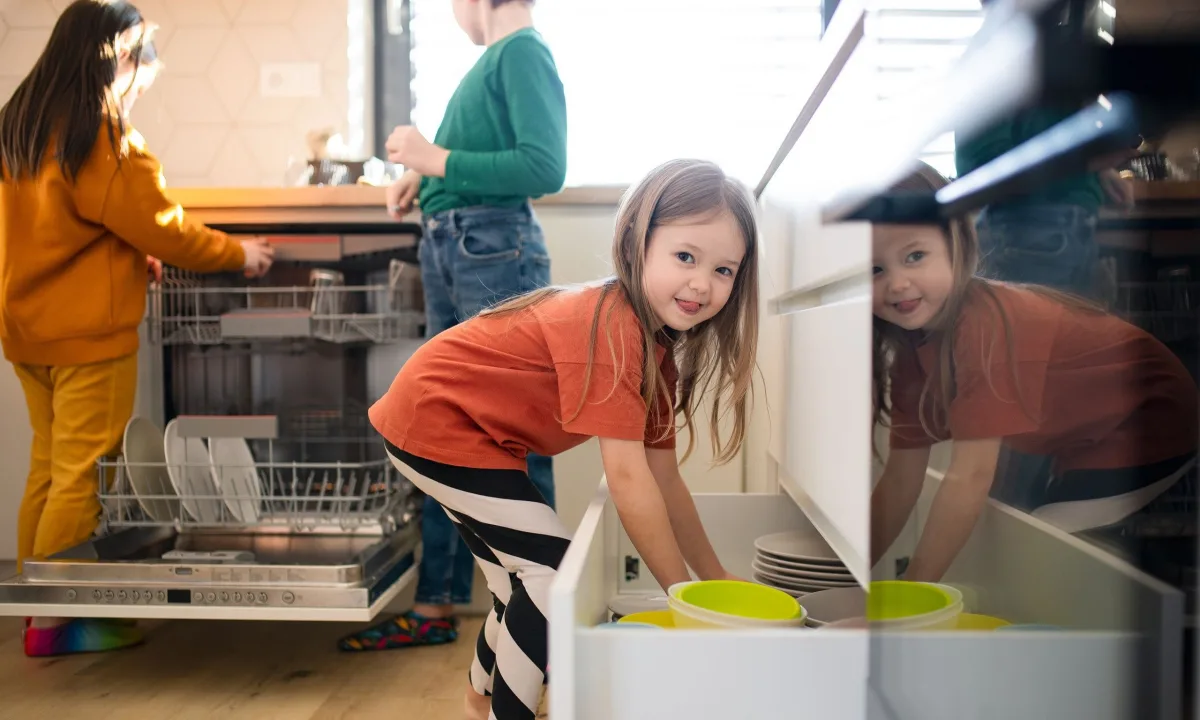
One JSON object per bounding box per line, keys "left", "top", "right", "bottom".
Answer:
{"left": 867, "top": 581, "right": 961, "bottom": 631}
{"left": 668, "top": 581, "right": 806, "bottom": 629}
{"left": 617, "top": 610, "right": 676, "bottom": 628}
{"left": 953, "top": 613, "right": 1012, "bottom": 631}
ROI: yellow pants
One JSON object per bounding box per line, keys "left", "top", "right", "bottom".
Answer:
{"left": 13, "top": 353, "right": 137, "bottom": 569}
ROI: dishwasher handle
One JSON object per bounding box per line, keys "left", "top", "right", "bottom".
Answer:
{"left": 172, "top": 415, "right": 279, "bottom": 440}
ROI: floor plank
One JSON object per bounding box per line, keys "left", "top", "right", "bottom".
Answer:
{"left": 0, "top": 616, "right": 549, "bottom": 719}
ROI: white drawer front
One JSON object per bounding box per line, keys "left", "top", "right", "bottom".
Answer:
{"left": 549, "top": 486, "right": 868, "bottom": 720}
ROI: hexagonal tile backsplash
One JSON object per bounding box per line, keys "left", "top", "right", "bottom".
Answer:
{"left": 0, "top": 0, "right": 354, "bottom": 187}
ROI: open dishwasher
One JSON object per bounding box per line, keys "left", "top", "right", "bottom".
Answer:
{"left": 0, "top": 241, "right": 428, "bottom": 622}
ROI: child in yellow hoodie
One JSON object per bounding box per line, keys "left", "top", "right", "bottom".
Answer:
{"left": 0, "top": 0, "right": 275, "bottom": 657}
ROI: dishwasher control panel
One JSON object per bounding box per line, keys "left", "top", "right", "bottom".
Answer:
{"left": 65, "top": 587, "right": 297, "bottom": 607}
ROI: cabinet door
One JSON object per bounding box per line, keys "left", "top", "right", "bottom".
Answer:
{"left": 761, "top": 200, "right": 873, "bottom": 581}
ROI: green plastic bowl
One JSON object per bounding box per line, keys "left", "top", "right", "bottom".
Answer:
{"left": 676, "top": 580, "right": 802, "bottom": 621}
{"left": 867, "top": 581, "right": 953, "bottom": 621}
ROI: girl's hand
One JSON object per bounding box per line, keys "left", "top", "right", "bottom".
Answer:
{"left": 146, "top": 255, "right": 162, "bottom": 283}
{"left": 385, "top": 126, "right": 450, "bottom": 178}
{"left": 241, "top": 237, "right": 276, "bottom": 278}
{"left": 386, "top": 170, "right": 422, "bottom": 219}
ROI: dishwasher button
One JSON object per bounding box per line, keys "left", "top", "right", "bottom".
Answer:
{"left": 258, "top": 592, "right": 268, "bottom": 604}
{"left": 104, "top": 590, "right": 115, "bottom": 601}
{"left": 192, "top": 591, "right": 203, "bottom": 603}
{"left": 157, "top": 591, "right": 166, "bottom": 602}
{"left": 145, "top": 591, "right": 154, "bottom": 603}
{"left": 66, "top": 589, "right": 77, "bottom": 601}
{"left": 131, "top": 591, "right": 140, "bottom": 601}
{"left": 205, "top": 592, "right": 216, "bottom": 603}
{"left": 118, "top": 591, "right": 128, "bottom": 601}
{"left": 220, "top": 592, "right": 230, "bottom": 603}
{"left": 92, "top": 589, "right": 102, "bottom": 601}
{"left": 233, "top": 592, "right": 242, "bottom": 603}
{"left": 281, "top": 591, "right": 295, "bottom": 605}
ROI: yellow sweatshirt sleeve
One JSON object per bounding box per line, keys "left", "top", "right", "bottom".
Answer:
{"left": 84, "top": 131, "right": 246, "bottom": 273}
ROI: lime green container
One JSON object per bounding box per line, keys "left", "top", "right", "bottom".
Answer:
{"left": 676, "top": 580, "right": 802, "bottom": 621}
{"left": 867, "top": 581, "right": 954, "bottom": 621}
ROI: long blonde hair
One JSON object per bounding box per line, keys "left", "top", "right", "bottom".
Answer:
{"left": 871, "top": 163, "right": 1101, "bottom": 446}
{"left": 482, "top": 159, "right": 760, "bottom": 464}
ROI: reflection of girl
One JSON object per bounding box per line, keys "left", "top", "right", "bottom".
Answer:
{"left": 0, "top": 1, "right": 273, "bottom": 656}
{"left": 870, "top": 165, "right": 1197, "bottom": 583}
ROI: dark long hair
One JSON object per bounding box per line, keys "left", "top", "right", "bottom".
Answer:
{"left": 0, "top": 0, "right": 148, "bottom": 182}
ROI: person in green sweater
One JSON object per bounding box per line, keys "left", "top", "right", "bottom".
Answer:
{"left": 338, "top": 0, "right": 566, "bottom": 671}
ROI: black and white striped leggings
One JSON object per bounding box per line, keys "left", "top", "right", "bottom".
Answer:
{"left": 385, "top": 442, "right": 567, "bottom": 720}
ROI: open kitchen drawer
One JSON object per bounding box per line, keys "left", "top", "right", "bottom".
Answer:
{"left": 548, "top": 482, "right": 1179, "bottom": 720}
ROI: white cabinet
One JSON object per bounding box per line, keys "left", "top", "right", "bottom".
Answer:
{"left": 547, "top": 482, "right": 1178, "bottom": 720}
{"left": 548, "top": 490, "right": 868, "bottom": 720}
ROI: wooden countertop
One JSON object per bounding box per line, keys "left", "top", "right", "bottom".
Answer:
{"left": 1130, "top": 180, "right": 1200, "bottom": 203}
{"left": 170, "top": 184, "right": 628, "bottom": 211}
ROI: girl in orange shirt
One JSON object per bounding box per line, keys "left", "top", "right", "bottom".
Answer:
{"left": 870, "top": 164, "right": 1197, "bottom": 583}
{"left": 368, "top": 159, "right": 758, "bottom": 720}
{"left": 0, "top": 1, "right": 274, "bottom": 656}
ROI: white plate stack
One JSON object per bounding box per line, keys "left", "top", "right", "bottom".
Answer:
{"left": 752, "top": 531, "right": 857, "bottom": 598}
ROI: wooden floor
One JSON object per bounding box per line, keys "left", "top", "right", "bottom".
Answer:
{"left": 0, "top": 615, "right": 547, "bottom": 719}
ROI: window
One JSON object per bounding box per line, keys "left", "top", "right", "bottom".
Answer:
{"left": 405, "top": 0, "right": 983, "bottom": 186}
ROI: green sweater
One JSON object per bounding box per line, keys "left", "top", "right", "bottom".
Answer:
{"left": 955, "top": 107, "right": 1104, "bottom": 212}
{"left": 418, "top": 28, "right": 568, "bottom": 215}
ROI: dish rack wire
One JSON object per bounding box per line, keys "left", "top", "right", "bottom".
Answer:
{"left": 1111, "top": 280, "right": 1198, "bottom": 345}
{"left": 96, "top": 408, "right": 414, "bottom": 535}
{"left": 148, "top": 266, "right": 424, "bottom": 345}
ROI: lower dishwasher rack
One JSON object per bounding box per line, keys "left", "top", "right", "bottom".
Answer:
{"left": 0, "top": 414, "right": 422, "bottom": 622}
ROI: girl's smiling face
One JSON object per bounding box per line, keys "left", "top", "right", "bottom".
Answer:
{"left": 641, "top": 210, "right": 745, "bottom": 332}
{"left": 872, "top": 224, "right": 954, "bottom": 331}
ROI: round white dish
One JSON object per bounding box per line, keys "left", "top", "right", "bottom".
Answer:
{"left": 164, "top": 419, "right": 223, "bottom": 523}
{"left": 207, "top": 437, "right": 263, "bottom": 523}
{"left": 754, "top": 531, "right": 841, "bottom": 564}
{"left": 753, "top": 568, "right": 857, "bottom": 591}
{"left": 122, "top": 416, "right": 181, "bottom": 522}
{"left": 797, "top": 586, "right": 867, "bottom": 625}
{"left": 752, "top": 551, "right": 851, "bottom": 574}
{"left": 753, "top": 557, "right": 854, "bottom": 582}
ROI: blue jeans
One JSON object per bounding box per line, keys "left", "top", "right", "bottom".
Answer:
{"left": 975, "top": 204, "right": 1098, "bottom": 510}
{"left": 414, "top": 203, "right": 556, "bottom": 606}
{"left": 975, "top": 204, "right": 1099, "bottom": 299}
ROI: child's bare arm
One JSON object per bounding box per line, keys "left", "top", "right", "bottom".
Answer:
{"left": 600, "top": 437, "right": 692, "bottom": 591}
{"left": 903, "top": 438, "right": 1001, "bottom": 582}
{"left": 870, "top": 446, "right": 932, "bottom": 568}
{"left": 645, "top": 447, "right": 727, "bottom": 581}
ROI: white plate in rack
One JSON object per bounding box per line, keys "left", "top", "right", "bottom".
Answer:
{"left": 164, "top": 419, "right": 223, "bottom": 523}
{"left": 754, "top": 531, "right": 842, "bottom": 564}
{"left": 208, "top": 437, "right": 263, "bottom": 523}
{"left": 122, "top": 417, "right": 181, "bottom": 523}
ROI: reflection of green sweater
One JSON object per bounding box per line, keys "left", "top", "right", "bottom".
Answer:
{"left": 955, "top": 108, "right": 1104, "bottom": 212}
{"left": 418, "top": 28, "right": 568, "bottom": 215}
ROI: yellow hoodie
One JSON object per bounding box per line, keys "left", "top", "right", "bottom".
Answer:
{"left": 0, "top": 122, "right": 245, "bottom": 366}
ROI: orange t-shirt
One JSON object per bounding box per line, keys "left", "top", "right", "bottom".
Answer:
{"left": 889, "top": 283, "right": 1198, "bottom": 472}
{"left": 369, "top": 283, "right": 679, "bottom": 471}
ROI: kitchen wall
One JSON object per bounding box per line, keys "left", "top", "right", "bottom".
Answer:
{"left": 0, "top": 0, "right": 359, "bottom": 187}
